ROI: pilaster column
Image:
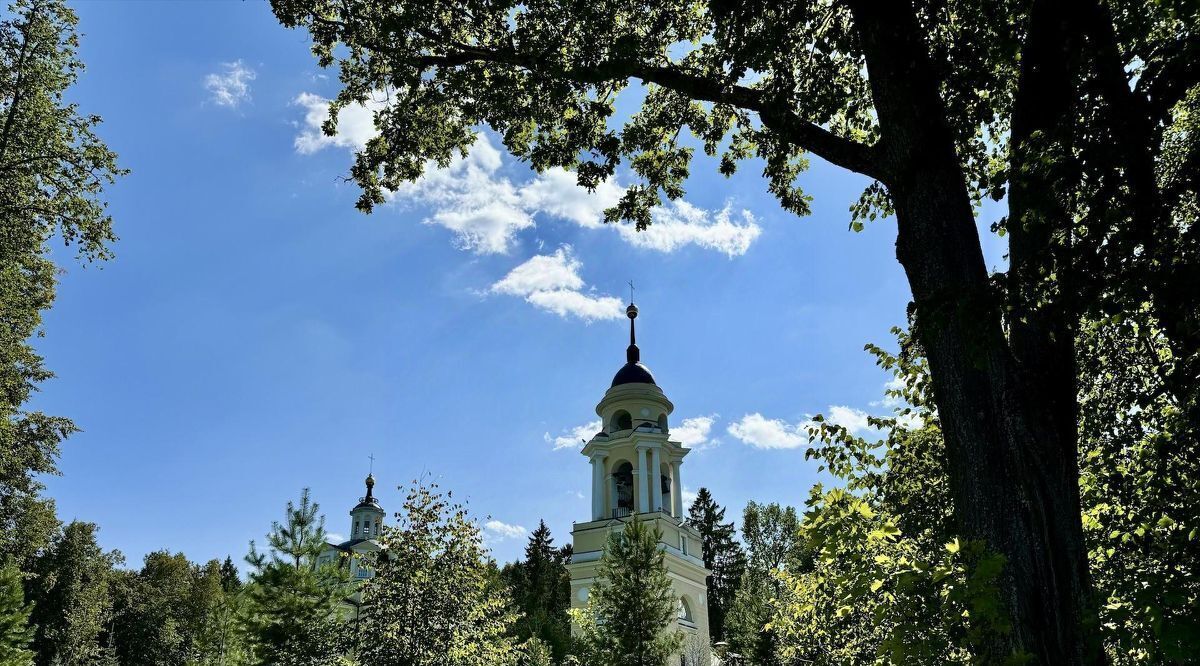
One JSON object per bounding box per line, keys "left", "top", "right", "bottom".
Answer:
{"left": 636, "top": 446, "right": 650, "bottom": 513}
{"left": 650, "top": 447, "right": 663, "bottom": 512}
{"left": 671, "top": 460, "right": 683, "bottom": 517}
{"left": 590, "top": 455, "right": 606, "bottom": 520}
{"left": 608, "top": 473, "right": 618, "bottom": 518}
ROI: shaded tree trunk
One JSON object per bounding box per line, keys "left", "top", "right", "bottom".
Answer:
{"left": 847, "top": 1, "right": 1102, "bottom": 662}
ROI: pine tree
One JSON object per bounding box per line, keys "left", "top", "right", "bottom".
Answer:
{"left": 219, "top": 556, "right": 241, "bottom": 593}
{"left": 0, "top": 561, "right": 33, "bottom": 665}
{"left": 242, "top": 489, "right": 349, "bottom": 666}
{"left": 357, "top": 480, "right": 519, "bottom": 666}
{"left": 686, "top": 488, "right": 745, "bottom": 643}
{"left": 501, "top": 520, "right": 573, "bottom": 660}
{"left": 575, "top": 517, "right": 683, "bottom": 665}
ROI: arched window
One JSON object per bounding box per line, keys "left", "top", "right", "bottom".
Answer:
{"left": 657, "top": 413, "right": 669, "bottom": 433}
{"left": 611, "top": 410, "right": 633, "bottom": 432}
{"left": 678, "top": 597, "right": 694, "bottom": 623}
{"left": 613, "top": 461, "right": 634, "bottom": 516}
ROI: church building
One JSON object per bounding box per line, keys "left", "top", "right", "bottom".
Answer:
{"left": 317, "top": 473, "right": 386, "bottom": 616}
{"left": 567, "top": 302, "right": 712, "bottom": 657}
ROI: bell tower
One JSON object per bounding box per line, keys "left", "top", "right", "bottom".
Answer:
{"left": 567, "top": 301, "right": 711, "bottom": 658}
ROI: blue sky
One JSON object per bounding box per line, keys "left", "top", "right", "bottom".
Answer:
{"left": 34, "top": 2, "right": 1006, "bottom": 568}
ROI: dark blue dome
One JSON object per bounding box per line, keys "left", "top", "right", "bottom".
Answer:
{"left": 611, "top": 361, "right": 656, "bottom": 387}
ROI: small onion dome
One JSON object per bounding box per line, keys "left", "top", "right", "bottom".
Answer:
{"left": 355, "top": 473, "right": 381, "bottom": 510}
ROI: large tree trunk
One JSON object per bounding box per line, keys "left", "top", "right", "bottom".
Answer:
{"left": 1008, "top": 0, "right": 1083, "bottom": 462}
{"left": 847, "top": 1, "right": 1102, "bottom": 662}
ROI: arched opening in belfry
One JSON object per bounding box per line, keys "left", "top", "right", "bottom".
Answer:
{"left": 611, "top": 410, "right": 633, "bottom": 432}
{"left": 660, "top": 461, "right": 672, "bottom": 513}
{"left": 657, "top": 413, "right": 669, "bottom": 433}
{"left": 612, "top": 461, "right": 634, "bottom": 517}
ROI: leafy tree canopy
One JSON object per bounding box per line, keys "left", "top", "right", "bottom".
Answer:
{"left": 358, "top": 480, "right": 519, "bottom": 666}
{"left": 0, "top": 0, "right": 124, "bottom": 571}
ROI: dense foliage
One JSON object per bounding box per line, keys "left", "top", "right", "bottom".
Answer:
{"left": 724, "top": 502, "right": 803, "bottom": 665}
{"left": 501, "top": 521, "right": 574, "bottom": 661}
{"left": 766, "top": 320, "right": 1199, "bottom": 664}
{"left": 26, "top": 521, "right": 121, "bottom": 665}
{"left": 0, "top": 561, "right": 33, "bottom": 664}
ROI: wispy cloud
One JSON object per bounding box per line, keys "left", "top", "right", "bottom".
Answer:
{"left": 484, "top": 520, "right": 528, "bottom": 542}
{"left": 205, "top": 60, "right": 255, "bottom": 108}
{"left": 545, "top": 419, "right": 603, "bottom": 450}
{"left": 682, "top": 486, "right": 698, "bottom": 507}
{"left": 492, "top": 248, "right": 623, "bottom": 321}
{"left": 291, "top": 101, "right": 761, "bottom": 256}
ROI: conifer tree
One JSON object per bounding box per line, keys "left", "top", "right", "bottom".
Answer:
{"left": 575, "top": 517, "right": 682, "bottom": 665}
{"left": 219, "top": 556, "right": 241, "bottom": 593}
{"left": 0, "top": 561, "right": 33, "bottom": 665}
{"left": 502, "top": 520, "right": 573, "bottom": 660}
{"left": 357, "top": 481, "right": 519, "bottom": 666}
{"left": 242, "top": 489, "right": 349, "bottom": 666}
{"left": 686, "top": 488, "right": 745, "bottom": 642}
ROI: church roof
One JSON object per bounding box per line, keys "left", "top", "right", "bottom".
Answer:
{"left": 611, "top": 361, "right": 656, "bottom": 387}
{"left": 611, "top": 302, "right": 658, "bottom": 387}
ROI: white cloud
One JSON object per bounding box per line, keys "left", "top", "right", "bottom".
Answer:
{"left": 325, "top": 532, "right": 346, "bottom": 544}
{"left": 827, "top": 405, "right": 873, "bottom": 436}
{"left": 205, "top": 60, "right": 256, "bottom": 108}
{"left": 293, "top": 92, "right": 385, "bottom": 154}
{"left": 545, "top": 419, "right": 603, "bottom": 450}
{"left": 391, "top": 136, "right": 532, "bottom": 254}
{"left": 729, "top": 405, "right": 895, "bottom": 450}
{"left": 291, "top": 99, "right": 762, "bottom": 256}
{"left": 491, "top": 247, "right": 585, "bottom": 295}
{"left": 492, "top": 248, "right": 623, "bottom": 321}
{"left": 519, "top": 167, "right": 623, "bottom": 228}
{"left": 617, "top": 201, "right": 761, "bottom": 258}
{"left": 484, "top": 520, "right": 528, "bottom": 542}
{"left": 672, "top": 415, "right": 719, "bottom": 450}
{"left": 727, "top": 413, "right": 811, "bottom": 450}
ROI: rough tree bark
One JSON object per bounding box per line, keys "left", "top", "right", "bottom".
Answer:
{"left": 848, "top": 1, "right": 1102, "bottom": 662}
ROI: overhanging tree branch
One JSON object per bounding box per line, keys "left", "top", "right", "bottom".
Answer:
{"left": 413, "top": 45, "right": 886, "bottom": 181}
